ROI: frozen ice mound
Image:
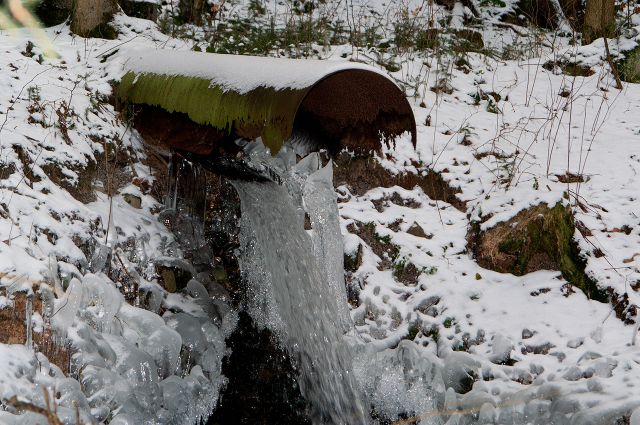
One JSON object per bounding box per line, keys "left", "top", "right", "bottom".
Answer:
{"left": 52, "top": 273, "right": 124, "bottom": 333}
{"left": 353, "top": 340, "right": 444, "bottom": 422}
{"left": 0, "top": 345, "right": 95, "bottom": 424}
{"left": 5, "top": 268, "right": 235, "bottom": 425}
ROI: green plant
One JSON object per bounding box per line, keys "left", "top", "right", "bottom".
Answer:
{"left": 365, "top": 222, "right": 392, "bottom": 245}
{"left": 424, "top": 325, "right": 440, "bottom": 343}
{"left": 486, "top": 98, "right": 499, "bottom": 114}
{"left": 424, "top": 266, "right": 438, "bottom": 275}
{"left": 404, "top": 323, "right": 420, "bottom": 341}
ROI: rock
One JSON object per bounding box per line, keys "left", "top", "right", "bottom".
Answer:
{"left": 208, "top": 312, "right": 310, "bottom": 424}
{"left": 562, "top": 366, "right": 583, "bottom": 381}
{"left": 529, "top": 363, "right": 544, "bottom": 375}
{"left": 522, "top": 342, "right": 554, "bottom": 355}
{"left": 567, "top": 337, "right": 584, "bottom": 348}
{"left": 550, "top": 351, "right": 566, "bottom": 362}
{"left": 590, "top": 327, "right": 603, "bottom": 343}
{"left": 123, "top": 193, "right": 142, "bottom": 209}
{"left": 156, "top": 260, "right": 194, "bottom": 293}
{"left": 522, "top": 328, "right": 534, "bottom": 339}
{"left": 510, "top": 368, "right": 533, "bottom": 385}
{"left": 469, "top": 202, "right": 608, "bottom": 302}
{"left": 119, "top": 0, "right": 159, "bottom": 21}
{"left": 416, "top": 296, "right": 441, "bottom": 315}
{"left": 160, "top": 268, "right": 177, "bottom": 293}
{"left": 212, "top": 266, "right": 227, "bottom": 282}
{"left": 407, "top": 222, "right": 430, "bottom": 238}
{"left": 70, "top": 0, "right": 119, "bottom": 38}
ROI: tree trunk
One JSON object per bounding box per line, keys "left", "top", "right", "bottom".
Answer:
{"left": 179, "top": 0, "right": 205, "bottom": 25}
{"left": 70, "top": 0, "right": 119, "bottom": 38}
{"left": 583, "top": 0, "right": 616, "bottom": 44}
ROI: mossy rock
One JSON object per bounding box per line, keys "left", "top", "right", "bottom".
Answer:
{"left": 470, "top": 203, "right": 608, "bottom": 302}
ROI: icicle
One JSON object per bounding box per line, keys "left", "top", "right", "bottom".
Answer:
{"left": 48, "top": 253, "right": 64, "bottom": 297}
{"left": 166, "top": 153, "right": 180, "bottom": 210}
{"left": 39, "top": 284, "right": 55, "bottom": 321}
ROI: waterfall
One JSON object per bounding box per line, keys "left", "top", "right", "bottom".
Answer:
{"left": 233, "top": 151, "right": 369, "bottom": 424}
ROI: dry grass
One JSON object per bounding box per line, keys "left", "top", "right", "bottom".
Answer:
{"left": 0, "top": 287, "right": 71, "bottom": 375}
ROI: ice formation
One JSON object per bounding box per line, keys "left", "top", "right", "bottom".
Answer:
{"left": 234, "top": 174, "right": 368, "bottom": 423}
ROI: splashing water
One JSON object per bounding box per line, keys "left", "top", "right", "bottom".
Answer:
{"left": 233, "top": 147, "right": 368, "bottom": 424}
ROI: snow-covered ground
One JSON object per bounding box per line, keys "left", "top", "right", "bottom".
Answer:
{"left": 0, "top": 5, "right": 640, "bottom": 424}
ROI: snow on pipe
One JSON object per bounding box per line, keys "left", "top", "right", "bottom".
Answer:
{"left": 118, "top": 50, "right": 416, "bottom": 156}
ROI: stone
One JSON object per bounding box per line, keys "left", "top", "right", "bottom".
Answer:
{"left": 522, "top": 328, "right": 534, "bottom": 339}
{"left": 562, "top": 366, "right": 583, "bottom": 381}
{"left": 156, "top": 260, "right": 194, "bottom": 293}
{"left": 567, "top": 337, "right": 584, "bottom": 348}
{"left": 469, "top": 202, "right": 608, "bottom": 302}
{"left": 123, "top": 193, "right": 142, "bottom": 209}
{"left": 407, "top": 222, "right": 430, "bottom": 238}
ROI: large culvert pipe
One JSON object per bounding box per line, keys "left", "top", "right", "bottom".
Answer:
{"left": 118, "top": 50, "right": 416, "bottom": 156}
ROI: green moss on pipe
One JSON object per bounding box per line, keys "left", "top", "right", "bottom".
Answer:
{"left": 118, "top": 72, "right": 308, "bottom": 153}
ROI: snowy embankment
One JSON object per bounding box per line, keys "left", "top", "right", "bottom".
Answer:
{"left": 339, "top": 19, "right": 640, "bottom": 423}
{"left": 0, "top": 7, "right": 639, "bottom": 424}
{"left": 0, "top": 17, "right": 236, "bottom": 424}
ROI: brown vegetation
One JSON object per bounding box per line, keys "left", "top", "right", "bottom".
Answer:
{"left": 0, "top": 288, "right": 71, "bottom": 375}
{"left": 332, "top": 152, "right": 465, "bottom": 210}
